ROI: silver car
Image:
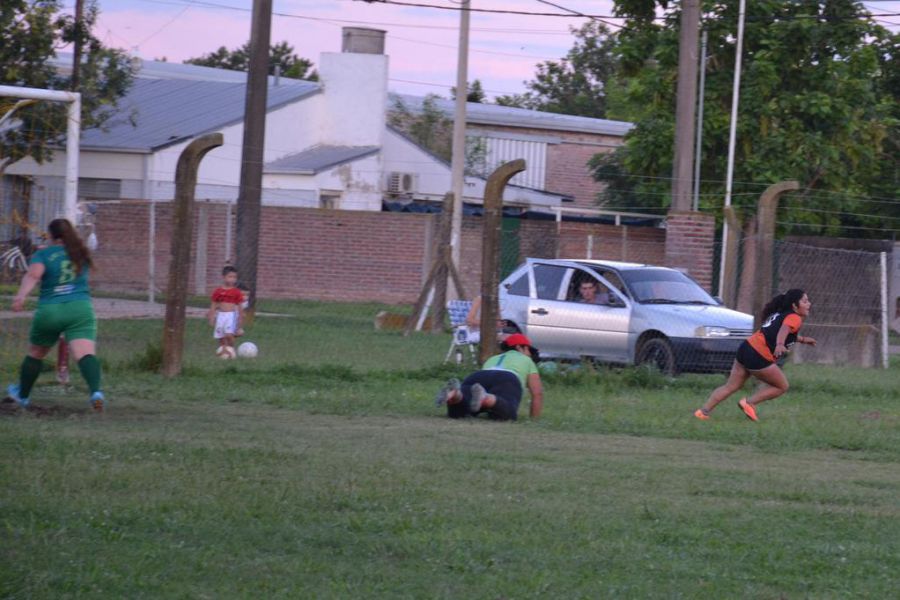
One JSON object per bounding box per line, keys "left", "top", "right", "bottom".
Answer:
{"left": 499, "top": 258, "right": 754, "bottom": 374}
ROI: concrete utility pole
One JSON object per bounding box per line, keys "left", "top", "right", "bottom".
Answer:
{"left": 692, "top": 29, "right": 708, "bottom": 212}
{"left": 671, "top": 0, "right": 701, "bottom": 212}
{"left": 71, "top": 0, "right": 85, "bottom": 92}
{"left": 235, "top": 0, "right": 272, "bottom": 311}
{"left": 718, "top": 0, "right": 748, "bottom": 296}
{"left": 448, "top": 0, "right": 471, "bottom": 285}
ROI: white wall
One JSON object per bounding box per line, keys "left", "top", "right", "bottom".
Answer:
{"left": 318, "top": 52, "right": 388, "bottom": 147}
{"left": 263, "top": 153, "right": 383, "bottom": 211}
{"left": 381, "top": 129, "right": 560, "bottom": 209}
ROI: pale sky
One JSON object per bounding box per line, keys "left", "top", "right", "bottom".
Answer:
{"left": 82, "top": 0, "right": 900, "bottom": 101}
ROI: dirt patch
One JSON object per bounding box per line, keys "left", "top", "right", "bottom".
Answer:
{"left": 0, "top": 396, "right": 87, "bottom": 418}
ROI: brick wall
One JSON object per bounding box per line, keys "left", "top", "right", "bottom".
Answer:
{"left": 91, "top": 201, "right": 706, "bottom": 304}
{"left": 663, "top": 211, "right": 716, "bottom": 291}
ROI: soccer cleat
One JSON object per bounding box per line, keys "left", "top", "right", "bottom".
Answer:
{"left": 6, "top": 384, "right": 29, "bottom": 408}
{"left": 434, "top": 378, "right": 461, "bottom": 407}
{"left": 693, "top": 408, "right": 710, "bottom": 421}
{"left": 470, "top": 383, "right": 487, "bottom": 413}
{"left": 90, "top": 391, "right": 105, "bottom": 413}
{"left": 738, "top": 398, "right": 758, "bottom": 422}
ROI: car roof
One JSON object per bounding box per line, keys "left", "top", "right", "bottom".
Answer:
{"left": 561, "top": 258, "right": 673, "bottom": 271}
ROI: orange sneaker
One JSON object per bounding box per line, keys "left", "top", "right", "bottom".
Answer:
{"left": 738, "top": 398, "right": 758, "bottom": 422}
{"left": 693, "top": 409, "right": 710, "bottom": 421}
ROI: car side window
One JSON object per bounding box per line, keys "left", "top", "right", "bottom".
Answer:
{"left": 506, "top": 272, "right": 529, "bottom": 296}
{"left": 598, "top": 270, "right": 629, "bottom": 299}
{"left": 532, "top": 264, "right": 568, "bottom": 300}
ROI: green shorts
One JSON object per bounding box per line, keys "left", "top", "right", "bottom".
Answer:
{"left": 29, "top": 300, "right": 97, "bottom": 347}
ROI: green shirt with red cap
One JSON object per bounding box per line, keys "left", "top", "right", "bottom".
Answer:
{"left": 483, "top": 350, "right": 538, "bottom": 389}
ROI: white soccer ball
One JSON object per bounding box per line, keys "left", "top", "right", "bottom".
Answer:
{"left": 237, "top": 342, "right": 258, "bottom": 358}
{"left": 216, "top": 345, "right": 237, "bottom": 360}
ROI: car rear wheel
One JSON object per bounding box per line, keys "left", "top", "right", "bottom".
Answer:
{"left": 636, "top": 337, "right": 677, "bottom": 376}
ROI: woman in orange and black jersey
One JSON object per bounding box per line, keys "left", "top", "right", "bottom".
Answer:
{"left": 694, "top": 289, "right": 817, "bottom": 422}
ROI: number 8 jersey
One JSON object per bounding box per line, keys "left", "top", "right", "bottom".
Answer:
{"left": 30, "top": 245, "right": 91, "bottom": 304}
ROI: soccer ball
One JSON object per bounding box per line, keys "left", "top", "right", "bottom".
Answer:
{"left": 237, "top": 342, "right": 258, "bottom": 358}
{"left": 216, "top": 345, "right": 237, "bottom": 360}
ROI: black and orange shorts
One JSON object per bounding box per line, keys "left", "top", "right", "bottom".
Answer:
{"left": 736, "top": 341, "right": 774, "bottom": 371}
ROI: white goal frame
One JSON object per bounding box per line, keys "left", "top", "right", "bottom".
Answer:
{"left": 0, "top": 84, "right": 81, "bottom": 223}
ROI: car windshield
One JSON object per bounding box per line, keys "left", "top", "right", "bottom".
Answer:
{"left": 619, "top": 268, "right": 716, "bottom": 305}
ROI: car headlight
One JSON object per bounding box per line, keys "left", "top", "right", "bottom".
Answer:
{"left": 695, "top": 326, "right": 731, "bottom": 338}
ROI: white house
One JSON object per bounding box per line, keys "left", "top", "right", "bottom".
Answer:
{"left": 4, "top": 28, "right": 633, "bottom": 219}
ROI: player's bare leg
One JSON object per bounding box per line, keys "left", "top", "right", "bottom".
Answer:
{"left": 747, "top": 365, "right": 789, "bottom": 407}
{"left": 697, "top": 360, "right": 750, "bottom": 417}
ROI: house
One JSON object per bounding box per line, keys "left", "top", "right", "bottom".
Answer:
{"left": 3, "top": 28, "right": 632, "bottom": 218}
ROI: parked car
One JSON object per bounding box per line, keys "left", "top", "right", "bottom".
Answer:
{"left": 498, "top": 258, "right": 754, "bottom": 374}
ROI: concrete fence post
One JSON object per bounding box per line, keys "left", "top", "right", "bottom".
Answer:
{"left": 480, "top": 159, "right": 526, "bottom": 363}
{"left": 752, "top": 180, "right": 799, "bottom": 328}
{"left": 162, "top": 134, "right": 223, "bottom": 378}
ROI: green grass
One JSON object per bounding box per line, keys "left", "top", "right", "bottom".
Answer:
{"left": 2, "top": 298, "right": 899, "bottom": 598}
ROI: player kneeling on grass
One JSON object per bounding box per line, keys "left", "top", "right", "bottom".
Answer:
{"left": 694, "top": 289, "right": 816, "bottom": 422}
{"left": 5, "top": 219, "right": 105, "bottom": 412}
{"left": 435, "top": 333, "right": 544, "bottom": 421}
{"left": 209, "top": 266, "right": 245, "bottom": 358}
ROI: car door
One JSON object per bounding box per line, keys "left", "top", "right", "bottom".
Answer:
{"left": 523, "top": 260, "right": 631, "bottom": 361}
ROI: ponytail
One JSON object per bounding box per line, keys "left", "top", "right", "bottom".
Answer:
{"left": 48, "top": 218, "right": 93, "bottom": 275}
{"left": 760, "top": 288, "right": 805, "bottom": 321}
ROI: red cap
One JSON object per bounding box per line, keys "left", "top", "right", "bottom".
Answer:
{"left": 503, "top": 333, "right": 533, "bottom": 348}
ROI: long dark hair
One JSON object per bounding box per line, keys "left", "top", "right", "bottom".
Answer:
{"left": 761, "top": 288, "right": 805, "bottom": 321}
{"left": 48, "top": 218, "right": 93, "bottom": 275}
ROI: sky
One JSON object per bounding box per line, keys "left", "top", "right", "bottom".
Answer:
{"left": 84, "top": 0, "right": 900, "bottom": 101}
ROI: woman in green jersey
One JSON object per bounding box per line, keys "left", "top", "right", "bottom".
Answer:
{"left": 6, "top": 219, "right": 105, "bottom": 412}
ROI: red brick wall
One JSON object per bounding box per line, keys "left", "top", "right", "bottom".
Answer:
{"left": 91, "top": 201, "right": 696, "bottom": 304}
{"left": 664, "top": 211, "right": 716, "bottom": 291}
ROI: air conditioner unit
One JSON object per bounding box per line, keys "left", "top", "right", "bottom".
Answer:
{"left": 386, "top": 171, "right": 417, "bottom": 194}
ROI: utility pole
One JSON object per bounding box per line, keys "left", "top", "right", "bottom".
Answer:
{"left": 71, "top": 0, "right": 85, "bottom": 92}
{"left": 671, "top": 0, "right": 701, "bottom": 212}
{"left": 692, "top": 29, "right": 708, "bottom": 212}
{"left": 718, "top": 0, "right": 748, "bottom": 297}
{"left": 448, "top": 0, "right": 471, "bottom": 289}
{"left": 236, "top": 0, "right": 272, "bottom": 310}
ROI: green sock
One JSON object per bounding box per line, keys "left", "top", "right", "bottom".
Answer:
{"left": 19, "top": 356, "right": 43, "bottom": 399}
{"left": 77, "top": 355, "right": 102, "bottom": 395}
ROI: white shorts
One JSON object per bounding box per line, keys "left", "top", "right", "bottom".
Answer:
{"left": 214, "top": 311, "right": 239, "bottom": 339}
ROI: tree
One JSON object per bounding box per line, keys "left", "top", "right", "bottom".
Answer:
{"left": 185, "top": 41, "right": 317, "bottom": 80}
{"left": 388, "top": 94, "right": 486, "bottom": 176}
{"left": 1, "top": 0, "right": 134, "bottom": 171}
{"left": 591, "top": 0, "right": 897, "bottom": 237}
{"left": 450, "top": 79, "right": 486, "bottom": 103}
{"left": 495, "top": 21, "right": 621, "bottom": 119}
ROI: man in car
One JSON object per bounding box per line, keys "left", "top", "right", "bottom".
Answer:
{"left": 577, "top": 279, "right": 611, "bottom": 305}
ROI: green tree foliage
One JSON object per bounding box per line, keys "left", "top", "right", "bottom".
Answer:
{"left": 450, "top": 79, "right": 486, "bottom": 103}
{"left": 1, "top": 0, "right": 134, "bottom": 170}
{"left": 495, "top": 21, "right": 620, "bottom": 119}
{"left": 592, "top": 0, "right": 897, "bottom": 237}
{"left": 387, "top": 94, "right": 486, "bottom": 176}
{"left": 185, "top": 41, "right": 317, "bottom": 80}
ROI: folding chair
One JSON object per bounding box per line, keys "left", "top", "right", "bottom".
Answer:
{"left": 444, "top": 299, "right": 478, "bottom": 364}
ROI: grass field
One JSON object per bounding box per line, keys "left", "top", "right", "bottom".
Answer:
{"left": 2, "top": 299, "right": 899, "bottom": 598}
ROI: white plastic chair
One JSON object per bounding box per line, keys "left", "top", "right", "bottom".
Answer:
{"left": 444, "top": 299, "right": 478, "bottom": 364}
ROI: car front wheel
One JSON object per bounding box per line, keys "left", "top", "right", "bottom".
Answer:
{"left": 635, "top": 337, "right": 677, "bottom": 376}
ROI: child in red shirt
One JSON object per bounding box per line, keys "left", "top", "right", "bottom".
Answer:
{"left": 208, "top": 266, "right": 244, "bottom": 358}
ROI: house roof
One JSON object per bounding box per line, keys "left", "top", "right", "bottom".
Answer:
{"left": 264, "top": 145, "right": 380, "bottom": 175}
{"left": 79, "top": 77, "right": 319, "bottom": 153}
{"left": 389, "top": 93, "right": 633, "bottom": 137}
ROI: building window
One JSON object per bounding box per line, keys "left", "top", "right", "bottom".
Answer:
{"left": 319, "top": 191, "right": 341, "bottom": 210}
{"left": 78, "top": 178, "right": 122, "bottom": 200}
